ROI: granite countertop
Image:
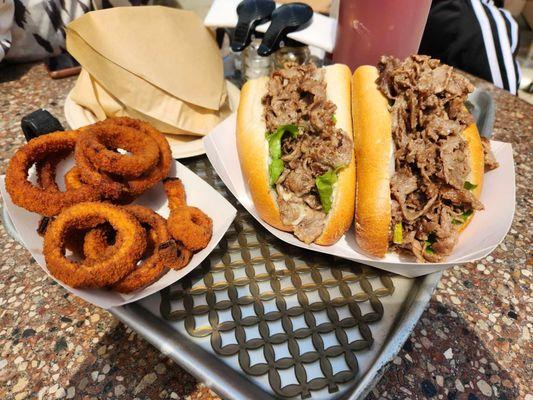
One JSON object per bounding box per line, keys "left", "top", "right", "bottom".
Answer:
{"left": 0, "top": 63, "right": 531, "bottom": 400}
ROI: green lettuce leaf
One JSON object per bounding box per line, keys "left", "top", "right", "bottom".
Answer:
{"left": 425, "top": 232, "right": 437, "bottom": 254}
{"left": 269, "top": 159, "right": 285, "bottom": 186}
{"left": 393, "top": 223, "right": 403, "bottom": 244}
{"left": 266, "top": 124, "right": 299, "bottom": 186}
{"left": 463, "top": 181, "right": 478, "bottom": 190}
{"left": 315, "top": 169, "right": 339, "bottom": 214}
{"left": 266, "top": 124, "right": 299, "bottom": 160}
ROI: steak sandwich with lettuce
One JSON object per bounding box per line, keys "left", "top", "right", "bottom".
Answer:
{"left": 236, "top": 63, "right": 356, "bottom": 245}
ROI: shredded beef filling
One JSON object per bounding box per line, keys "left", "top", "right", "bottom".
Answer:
{"left": 378, "top": 55, "right": 492, "bottom": 262}
{"left": 481, "top": 137, "right": 499, "bottom": 171}
{"left": 262, "top": 64, "right": 352, "bottom": 244}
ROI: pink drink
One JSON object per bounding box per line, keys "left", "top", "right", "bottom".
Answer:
{"left": 332, "top": 0, "right": 432, "bottom": 70}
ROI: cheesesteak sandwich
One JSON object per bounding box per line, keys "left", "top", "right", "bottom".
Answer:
{"left": 237, "top": 63, "right": 356, "bottom": 245}
{"left": 352, "top": 55, "right": 497, "bottom": 262}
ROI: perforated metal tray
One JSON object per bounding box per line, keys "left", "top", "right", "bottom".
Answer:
{"left": 2, "top": 167, "right": 440, "bottom": 399}
{"left": 106, "top": 157, "right": 441, "bottom": 400}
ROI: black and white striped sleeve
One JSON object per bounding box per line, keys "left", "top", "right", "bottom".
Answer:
{"left": 420, "top": 0, "right": 521, "bottom": 95}
{"left": 472, "top": 0, "right": 521, "bottom": 94}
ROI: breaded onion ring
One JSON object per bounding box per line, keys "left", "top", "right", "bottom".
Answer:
{"left": 75, "top": 117, "right": 172, "bottom": 199}
{"left": 167, "top": 206, "right": 213, "bottom": 252}
{"left": 168, "top": 241, "right": 193, "bottom": 270}
{"left": 64, "top": 167, "right": 135, "bottom": 205}
{"left": 111, "top": 205, "right": 176, "bottom": 293}
{"left": 110, "top": 118, "right": 172, "bottom": 197}
{"left": 82, "top": 224, "right": 118, "bottom": 261}
{"left": 6, "top": 131, "right": 101, "bottom": 216}
{"left": 36, "top": 150, "right": 70, "bottom": 191}
{"left": 163, "top": 178, "right": 187, "bottom": 210}
{"left": 43, "top": 202, "right": 146, "bottom": 288}
{"left": 79, "top": 122, "right": 160, "bottom": 179}
{"left": 64, "top": 167, "right": 84, "bottom": 190}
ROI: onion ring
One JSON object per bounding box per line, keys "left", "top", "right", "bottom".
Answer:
{"left": 63, "top": 167, "right": 135, "bottom": 205}
{"left": 36, "top": 150, "right": 70, "bottom": 191}
{"left": 163, "top": 178, "right": 187, "bottom": 210}
{"left": 79, "top": 122, "right": 160, "bottom": 179}
{"left": 6, "top": 131, "right": 101, "bottom": 216}
{"left": 74, "top": 117, "right": 172, "bottom": 199}
{"left": 111, "top": 205, "right": 176, "bottom": 293}
{"left": 109, "top": 118, "right": 172, "bottom": 197}
{"left": 43, "top": 202, "right": 146, "bottom": 288}
{"left": 64, "top": 167, "right": 84, "bottom": 190}
{"left": 167, "top": 206, "right": 213, "bottom": 252}
{"left": 82, "top": 224, "right": 118, "bottom": 261}
{"left": 168, "top": 241, "right": 193, "bottom": 270}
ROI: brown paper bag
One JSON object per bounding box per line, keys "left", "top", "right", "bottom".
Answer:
{"left": 70, "top": 69, "right": 213, "bottom": 135}
{"left": 67, "top": 6, "right": 225, "bottom": 109}
{"left": 66, "top": 6, "right": 230, "bottom": 136}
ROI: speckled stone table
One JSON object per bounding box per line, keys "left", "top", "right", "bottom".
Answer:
{"left": 0, "top": 62, "right": 531, "bottom": 400}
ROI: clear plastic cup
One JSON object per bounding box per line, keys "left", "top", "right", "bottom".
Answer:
{"left": 332, "top": 0, "right": 432, "bottom": 70}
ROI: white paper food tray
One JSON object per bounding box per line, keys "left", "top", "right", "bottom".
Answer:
{"left": 0, "top": 159, "right": 237, "bottom": 308}
{"left": 203, "top": 113, "right": 515, "bottom": 278}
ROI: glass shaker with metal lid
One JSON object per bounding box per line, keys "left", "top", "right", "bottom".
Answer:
{"left": 231, "top": 0, "right": 314, "bottom": 82}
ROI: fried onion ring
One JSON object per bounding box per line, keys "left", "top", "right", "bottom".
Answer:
{"left": 167, "top": 206, "right": 213, "bottom": 252}
{"left": 63, "top": 167, "right": 135, "bottom": 205}
{"left": 163, "top": 178, "right": 187, "bottom": 210}
{"left": 82, "top": 224, "right": 118, "bottom": 261}
{"left": 111, "top": 205, "right": 176, "bottom": 293}
{"left": 43, "top": 202, "right": 146, "bottom": 288}
{"left": 36, "top": 150, "right": 70, "bottom": 191}
{"left": 109, "top": 118, "right": 172, "bottom": 197}
{"left": 6, "top": 131, "right": 101, "bottom": 216}
{"left": 74, "top": 117, "right": 172, "bottom": 199}
{"left": 79, "top": 122, "right": 160, "bottom": 179}
{"left": 168, "top": 241, "right": 193, "bottom": 270}
{"left": 64, "top": 167, "right": 85, "bottom": 190}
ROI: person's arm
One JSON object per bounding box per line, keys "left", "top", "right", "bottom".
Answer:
{"left": 420, "top": 0, "right": 521, "bottom": 95}
{"left": 0, "top": 0, "right": 14, "bottom": 62}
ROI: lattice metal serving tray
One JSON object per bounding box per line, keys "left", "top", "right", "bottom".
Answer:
{"left": 0, "top": 152, "right": 441, "bottom": 400}
{"left": 109, "top": 158, "right": 441, "bottom": 400}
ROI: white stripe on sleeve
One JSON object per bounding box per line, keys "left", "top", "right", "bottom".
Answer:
{"left": 486, "top": 4, "right": 516, "bottom": 93}
{"left": 500, "top": 8, "right": 519, "bottom": 53}
{"left": 471, "top": 0, "right": 504, "bottom": 89}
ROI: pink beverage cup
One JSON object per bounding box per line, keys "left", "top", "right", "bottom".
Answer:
{"left": 332, "top": 0, "right": 432, "bottom": 70}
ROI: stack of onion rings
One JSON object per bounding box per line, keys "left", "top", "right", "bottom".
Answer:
{"left": 7, "top": 117, "right": 212, "bottom": 294}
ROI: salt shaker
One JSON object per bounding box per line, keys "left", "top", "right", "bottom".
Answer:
{"left": 242, "top": 37, "right": 274, "bottom": 80}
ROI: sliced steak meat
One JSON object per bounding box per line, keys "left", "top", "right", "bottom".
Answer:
{"left": 294, "top": 209, "right": 326, "bottom": 244}
{"left": 284, "top": 168, "right": 315, "bottom": 197}
{"left": 440, "top": 186, "right": 484, "bottom": 210}
{"left": 378, "top": 55, "right": 494, "bottom": 262}
{"left": 481, "top": 137, "right": 499, "bottom": 171}
{"left": 263, "top": 63, "right": 353, "bottom": 242}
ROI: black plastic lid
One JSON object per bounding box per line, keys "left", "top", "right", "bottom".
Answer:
{"left": 231, "top": 0, "right": 276, "bottom": 52}
{"left": 20, "top": 109, "right": 64, "bottom": 142}
{"left": 257, "top": 2, "right": 313, "bottom": 56}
